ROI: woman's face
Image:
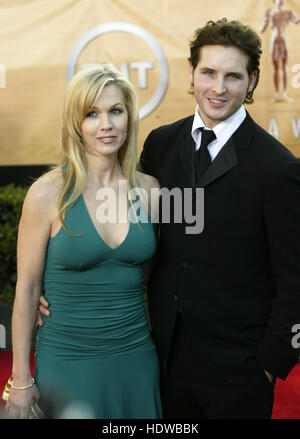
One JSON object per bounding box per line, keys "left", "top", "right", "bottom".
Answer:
{"left": 81, "top": 84, "right": 128, "bottom": 159}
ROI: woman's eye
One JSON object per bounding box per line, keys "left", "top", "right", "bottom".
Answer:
{"left": 111, "top": 108, "right": 122, "bottom": 114}
{"left": 86, "top": 111, "right": 97, "bottom": 117}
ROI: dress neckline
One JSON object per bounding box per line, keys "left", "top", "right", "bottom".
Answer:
{"left": 80, "top": 193, "right": 131, "bottom": 251}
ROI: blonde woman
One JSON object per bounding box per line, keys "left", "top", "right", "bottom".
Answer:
{"left": 6, "top": 65, "right": 162, "bottom": 419}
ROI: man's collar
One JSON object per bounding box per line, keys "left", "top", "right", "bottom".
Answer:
{"left": 191, "top": 105, "right": 246, "bottom": 136}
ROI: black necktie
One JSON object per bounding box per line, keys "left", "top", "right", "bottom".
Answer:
{"left": 195, "top": 128, "right": 216, "bottom": 182}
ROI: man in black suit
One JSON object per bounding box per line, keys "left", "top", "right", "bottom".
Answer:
{"left": 38, "top": 18, "right": 300, "bottom": 419}
{"left": 140, "top": 18, "right": 300, "bottom": 418}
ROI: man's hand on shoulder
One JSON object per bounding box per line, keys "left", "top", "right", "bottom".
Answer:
{"left": 36, "top": 295, "right": 50, "bottom": 328}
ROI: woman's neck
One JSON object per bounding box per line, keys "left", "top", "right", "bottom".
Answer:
{"left": 84, "top": 152, "right": 123, "bottom": 187}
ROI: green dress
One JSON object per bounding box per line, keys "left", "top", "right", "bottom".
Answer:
{"left": 34, "top": 192, "right": 162, "bottom": 419}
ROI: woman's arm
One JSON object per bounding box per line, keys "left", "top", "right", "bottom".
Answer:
{"left": 7, "top": 177, "right": 57, "bottom": 417}
{"left": 134, "top": 171, "right": 160, "bottom": 285}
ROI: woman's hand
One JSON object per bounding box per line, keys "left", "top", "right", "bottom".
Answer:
{"left": 5, "top": 383, "right": 40, "bottom": 419}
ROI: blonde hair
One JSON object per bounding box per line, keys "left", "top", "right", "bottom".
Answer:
{"left": 47, "top": 64, "right": 139, "bottom": 230}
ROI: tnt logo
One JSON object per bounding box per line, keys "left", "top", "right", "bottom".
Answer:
{"left": 67, "top": 22, "right": 169, "bottom": 120}
{"left": 0, "top": 324, "right": 6, "bottom": 348}
{"left": 0, "top": 64, "right": 6, "bottom": 88}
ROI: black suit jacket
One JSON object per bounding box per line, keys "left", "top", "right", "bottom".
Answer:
{"left": 140, "top": 112, "right": 300, "bottom": 384}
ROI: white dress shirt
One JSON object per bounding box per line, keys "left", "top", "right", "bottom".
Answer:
{"left": 191, "top": 105, "right": 246, "bottom": 161}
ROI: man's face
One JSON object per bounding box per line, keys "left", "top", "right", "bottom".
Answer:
{"left": 189, "top": 45, "right": 257, "bottom": 129}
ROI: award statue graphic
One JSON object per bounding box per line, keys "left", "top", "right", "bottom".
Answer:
{"left": 260, "top": 0, "right": 300, "bottom": 102}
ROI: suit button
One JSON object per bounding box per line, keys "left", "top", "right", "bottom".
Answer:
{"left": 182, "top": 261, "right": 189, "bottom": 270}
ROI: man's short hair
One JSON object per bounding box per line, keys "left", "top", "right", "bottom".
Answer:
{"left": 188, "top": 18, "right": 262, "bottom": 103}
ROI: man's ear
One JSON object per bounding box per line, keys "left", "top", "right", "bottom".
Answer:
{"left": 189, "top": 63, "right": 194, "bottom": 85}
{"left": 248, "top": 70, "right": 258, "bottom": 92}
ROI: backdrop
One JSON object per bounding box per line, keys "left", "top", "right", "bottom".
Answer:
{"left": 0, "top": 0, "right": 299, "bottom": 166}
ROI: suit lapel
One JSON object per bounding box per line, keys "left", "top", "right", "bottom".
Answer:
{"left": 197, "top": 138, "right": 238, "bottom": 187}
{"left": 176, "top": 116, "right": 195, "bottom": 187}
{"left": 196, "top": 112, "right": 255, "bottom": 187}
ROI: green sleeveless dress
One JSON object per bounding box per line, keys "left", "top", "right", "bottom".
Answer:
{"left": 34, "top": 192, "right": 162, "bottom": 419}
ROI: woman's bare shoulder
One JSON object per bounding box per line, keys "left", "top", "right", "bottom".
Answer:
{"left": 23, "top": 168, "right": 63, "bottom": 217}
{"left": 133, "top": 171, "right": 160, "bottom": 221}
{"left": 134, "top": 170, "right": 160, "bottom": 193}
